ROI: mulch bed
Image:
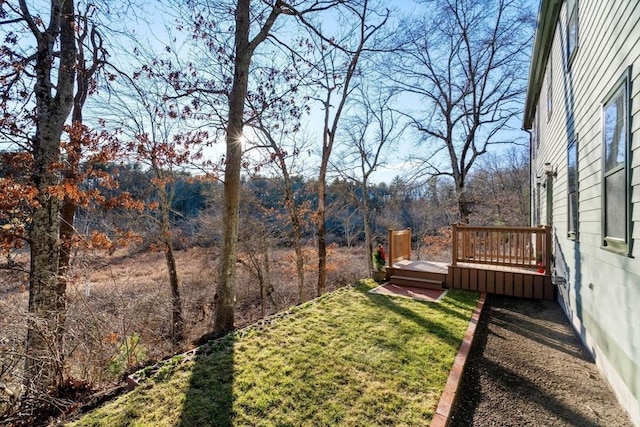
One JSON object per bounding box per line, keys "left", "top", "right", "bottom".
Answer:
{"left": 449, "top": 295, "right": 633, "bottom": 426}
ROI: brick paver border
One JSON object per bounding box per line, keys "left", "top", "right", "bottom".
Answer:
{"left": 430, "top": 292, "right": 487, "bottom": 427}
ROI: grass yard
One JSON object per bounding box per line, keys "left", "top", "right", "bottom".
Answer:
{"left": 70, "top": 280, "right": 478, "bottom": 427}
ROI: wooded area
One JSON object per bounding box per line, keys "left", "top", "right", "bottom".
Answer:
{"left": 0, "top": 0, "right": 533, "bottom": 423}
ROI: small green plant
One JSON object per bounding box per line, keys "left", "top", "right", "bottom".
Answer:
{"left": 373, "top": 243, "right": 386, "bottom": 271}
{"left": 108, "top": 333, "right": 146, "bottom": 378}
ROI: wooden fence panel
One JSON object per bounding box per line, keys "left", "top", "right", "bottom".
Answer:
{"left": 388, "top": 229, "right": 411, "bottom": 264}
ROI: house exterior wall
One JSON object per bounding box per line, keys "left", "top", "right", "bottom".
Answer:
{"left": 526, "top": 1, "right": 639, "bottom": 424}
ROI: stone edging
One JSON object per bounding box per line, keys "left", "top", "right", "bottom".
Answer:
{"left": 430, "top": 292, "right": 487, "bottom": 427}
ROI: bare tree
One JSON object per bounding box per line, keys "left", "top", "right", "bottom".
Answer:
{"left": 303, "top": 0, "right": 389, "bottom": 296}
{"left": 169, "top": 0, "right": 374, "bottom": 333}
{"left": 212, "top": 0, "right": 287, "bottom": 334}
{"left": 469, "top": 147, "right": 530, "bottom": 226}
{"left": 1, "top": 0, "right": 152, "bottom": 398}
{"left": 105, "top": 70, "right": 203, "bottom": 347}
{"left": 58, "top": 3, "right": 109, "bottom": 313}
{"left": 334, "top": 83, "right": 402, "bottom": 273}
{"left": 251, "top": 124, "right": 313, "bottom": 305}
{"left": 392, "top": 0, "right": 534, "bottom": 223}
{"left": 164, "top": 0, "right": 289, "bottom": 335}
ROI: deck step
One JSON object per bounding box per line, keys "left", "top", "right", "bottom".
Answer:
{"left": 387, "top": 268, "right": 447, "bottom": 282}
{"left": 389, "top": 275, "right": 444, "bottom": 290}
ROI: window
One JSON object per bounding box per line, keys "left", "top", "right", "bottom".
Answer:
{"left": 602, "top": 69, "right": 631, "bottom": 253}
{"left": 547, "top": 56, "right": 553, "bottom": 119}
{"left": 531, "top": 111, "right": 538, "bottom": 160}
{"left": 534, "top": 182, "right": 541, "bottom": 226}
{"left": 567, "top": 0, "right": 578, "bottom": 64}
{"left": 567, "top": 137, "right": 578, "bottom": 238}
{"left": 546, "top": 172, "right": 553, "bottom": 226}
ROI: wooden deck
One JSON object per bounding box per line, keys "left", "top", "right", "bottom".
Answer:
{"left": 385, "top": 226, "right": 555, "bottom": 301}
{"left": 386, "top": 259, "right": 554, "bottom": 300}
{"left": 447, "top": 263, "right": 554, "bottom": 300}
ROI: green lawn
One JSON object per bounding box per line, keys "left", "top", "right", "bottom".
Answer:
{"left": 70, "top": 280, "right": 478, "bottom": 427}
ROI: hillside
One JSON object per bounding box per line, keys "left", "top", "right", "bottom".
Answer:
{"left": 69, "top": 281, "right": 478, "bottom": 426}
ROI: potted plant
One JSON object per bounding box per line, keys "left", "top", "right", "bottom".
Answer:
{"left": 536, "top": 253, "right": 545, "bottom": 274}
{"left": 372, "top": 244, "right": 387, "bottom": 282}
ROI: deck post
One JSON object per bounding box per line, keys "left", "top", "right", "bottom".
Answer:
{"left": 544, "top": 225, "right": 552, "bottom": 276}
{"left": 387, "top": 229, "right": 394, "bottom": 268}
{"left": 405, "top": 228, "right": 412, "bottom": 261}
{"left": 535, "top": 226, "right": 543, "bottom": 268}
{"left": 452, "top": 224, "right": 458, "bottom": 266}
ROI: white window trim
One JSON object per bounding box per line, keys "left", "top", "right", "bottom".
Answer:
{"left": 567, "top": 136, "right": 578, "bottom": 239}
{"left": 547, "top": 56, "right": 553, "bottom": 120}
{"left": 601, "top": 67, "right": 632, "bottom": 256}
{"left": 566, "top": 0, "right": 579, "bottom": 67}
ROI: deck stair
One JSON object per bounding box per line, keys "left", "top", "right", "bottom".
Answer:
{"left": 389, "top": 275, "right": 444, "bottom": 290}
{"left": 387, "top": 260, "right": 448, "bottom": 290}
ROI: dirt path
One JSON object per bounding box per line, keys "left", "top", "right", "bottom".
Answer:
{"left": 449, "top": 295, "right": 633, "bottom": 426}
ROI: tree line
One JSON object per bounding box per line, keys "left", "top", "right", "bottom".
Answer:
{"left": 73, "top": 154, "right": 528, "bottom": 248}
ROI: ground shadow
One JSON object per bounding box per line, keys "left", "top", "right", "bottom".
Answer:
{"left": 364, "top": 289, "right": 475, "bottom": 349}
{"left": 367, "top": 286, "right": 475, "bottom": 322}
{"left": 177, "top": 334, "right": 235, "bottom": 427}
{"left": 449, "top": 295, "right": 631, "bottom": 426}
{"left": 448, "top": 293, "right": 491, "bottom": 427}
{"left": 464, "top": 356, "right": 602, "bottom": 427}
{"left": 488, "top": 297, "right": 589, "bottom": 360}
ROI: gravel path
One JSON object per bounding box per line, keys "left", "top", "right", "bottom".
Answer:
{"left": 449, "top": 295, "right": 633, "bottom": 426}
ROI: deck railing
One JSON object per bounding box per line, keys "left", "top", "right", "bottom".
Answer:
{"left": 387, "top": 228, "right": 411, "bottom": 265}
{"left": 451, "top": 224, "right": 552, "bottom": 274}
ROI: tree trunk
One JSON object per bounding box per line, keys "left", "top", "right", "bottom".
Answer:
{"left": 457, "top": 183, "right": 471, "bottom": 224}
{"left": 316, "top": 91, "right": 333, "bottom": 298}
{"left": 316, "top": 168, "right": 327, "bottom": 297}
{"left": 27, "top": 184, "right": 64, "bottom": 391}
{"left": 58, "top": 15, "right": 99, "bottom": 296}
{"left": 259, "top": 243, "right": 275, "bottom": 318}
{"left": 156, "top": 181, "right": 184, "bottom": 346}
{"left": 283, "top": 175, "right": 305, "bottom": 304}
{"left": 25, "top": 0, "right": 77, "bottom": 393}
{"left": 214, "top": 0, "right": 252, "bottom": 335}
{"left": 292, "top": 211, "right": 305, "bottom": 304}
{"left": 213, "top": 0, "right": 282, "bottom": 333}
{"left": 263, "top": 245, "right": 274, "bottom": 307}
{"left": 164, "top": 236, "right": 184, "bottom": 345}
{"left": 58, "top": 79, "right": 87, "bottom": 313}
{"left": 361, "top": 179, "right": 374, "bottom": 273}
{"left": 58, "top": 199, "right": 77, "bottom": 287}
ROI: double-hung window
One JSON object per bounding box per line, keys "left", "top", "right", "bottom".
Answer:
{"left": 547, "top": 56, "right": 553, "bottom": 120}
{"left": 602, "top": 69, "right": 631, "bottom": 254}
{"left": 567, "top": 0, "right": 578, "bottom": 65}
{"left": 567, "top": 137, "right": 578, "bottom": 239}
